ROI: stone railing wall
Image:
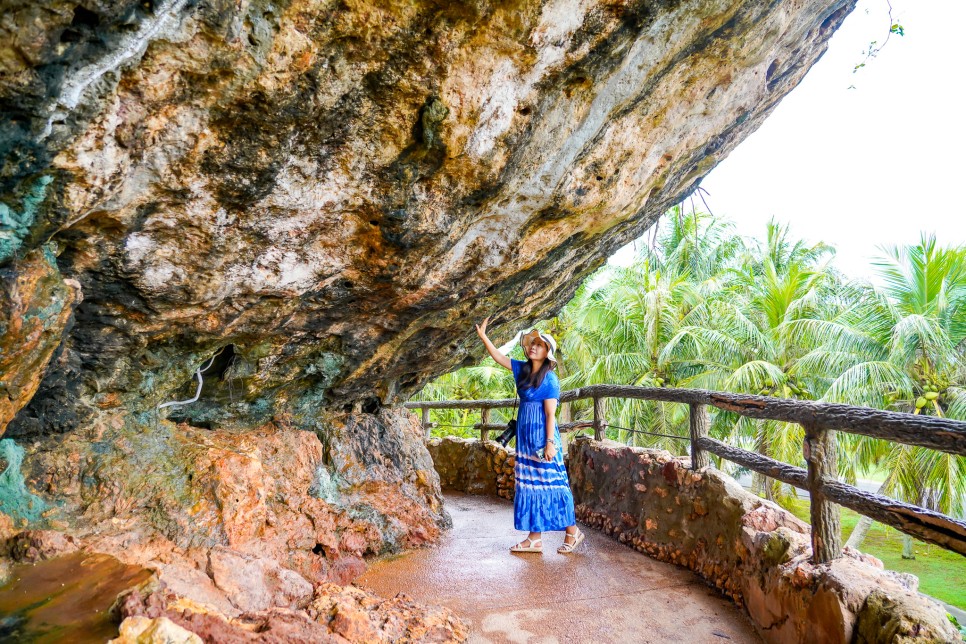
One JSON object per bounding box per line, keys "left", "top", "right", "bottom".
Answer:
{"left": 426, "top": 438, "right": 514, "bottom": 500}
{"left": 567, "top": 437, "right": 958, "bottom": 643}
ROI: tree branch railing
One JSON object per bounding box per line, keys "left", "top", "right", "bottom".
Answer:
{"left": 405, "top": 385, "right": 966, "bottom": 563}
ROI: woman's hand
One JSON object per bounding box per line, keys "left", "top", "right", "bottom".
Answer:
{"left": 475, "top": 316, "right": 512, "bottom": 370}
{"left": 543, "top": 442, "right": 556, "bottom": 461}
{"left": 475, "top": 316, "right": 490, "bottom": 340}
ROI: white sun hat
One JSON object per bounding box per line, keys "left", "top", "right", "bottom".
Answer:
{"left": 520, "top": 329, "right": 558, "bottom": 368}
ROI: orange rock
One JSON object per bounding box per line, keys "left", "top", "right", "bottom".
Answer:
{"left": 0, "top": 248, "right": 81, "bottom": 436}
{"left": 9, "top": 529, "right": 79, "bottom": 562}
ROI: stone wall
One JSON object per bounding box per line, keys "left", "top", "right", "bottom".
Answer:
{"left": 567, "top": 437, "right": 958, "bottom": 643}
{"left": 427, "top": 437, "right": 515, "bottom": 500}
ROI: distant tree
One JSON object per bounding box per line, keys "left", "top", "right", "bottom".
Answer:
{"left": 555, "top": 209, "right": 741, "bottom": 450}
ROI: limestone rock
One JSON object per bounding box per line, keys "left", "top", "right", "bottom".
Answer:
{"left": 12, "top": 411, "right": 445, "bottom": 597}
{"left": 0, "top": 0, "right": 856, "bottom": 437}
{"left": 109, "top": 616, "right": 203, "bottom": 644}
{"left": 854, "top": 589, "right": 960, "bottom": 644}
{"left": 0, "top": 511, "right": 15, "bottom": 544}
{"left": 309, "top": 582, "right": 468, "bottom": 643}
{"left": 148, "top": 562, "right": 242, "bottom": 619}
{"left": 8, "top": 528, "right": 80, "bottom": 562}
{"left": 114, "top": 573, "right": 467, "bottom": 643}
{"left": 207, "top": 546, "right": 314, "bottom": 613}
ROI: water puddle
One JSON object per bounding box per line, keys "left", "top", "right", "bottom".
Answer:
{"left": 0, "top": 552, "right": 153, "bottom": 643}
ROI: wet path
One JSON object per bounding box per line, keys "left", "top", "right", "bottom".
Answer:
{"left": 358, "top": 492, "right": 762, "bottom": 644}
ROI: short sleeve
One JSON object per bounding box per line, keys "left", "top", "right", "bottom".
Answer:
{"left": 547, "top": 373, "right": 560, "bottom": 400}
{"left": 510, "top": 358, "right": 523, "bottom": 381}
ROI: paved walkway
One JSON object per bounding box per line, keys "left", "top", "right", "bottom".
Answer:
{"left": 358, "top": 492, "right": 762, "bottom": 644}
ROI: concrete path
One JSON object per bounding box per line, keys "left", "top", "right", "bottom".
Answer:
{"left": 358, "top": 492, "right": 762, "bottom": 644}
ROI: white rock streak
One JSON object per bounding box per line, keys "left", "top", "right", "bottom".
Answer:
{"left": 44, "top": 0, "right": 191, "bottom": 138}
{"left": 157, "top": 353, "right": 218, "bottom": 410}
{"left": 466, "top": 0, "right": 594, "bottom": 158}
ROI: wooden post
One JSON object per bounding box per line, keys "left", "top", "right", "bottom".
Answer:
{"left": 422, "top": 407, "right": 431, "bottom": 441}
{"left": 480, "top": 408, "right": 490, "bottom": 443}
{"left": 593, "top": 397, "right": 606, "bottom": 440}
{"left": 561, "top": 400, "right": 572, "bottom": 424}
{"left": 689, "top": 403, "right": 710, "bottom": 470}
{"left": 803, "top": 422, "right": 842, "bottom": 563}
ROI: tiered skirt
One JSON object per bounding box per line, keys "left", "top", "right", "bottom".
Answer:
{"left": 513, "top": 400, "right": 576, "bottom": 532}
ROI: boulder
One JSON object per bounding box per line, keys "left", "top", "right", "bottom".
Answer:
{"left": 207, "top": 546, "right": 314, "bottom": 613}
{"left": 109, "top": 616, "right": 203, "bottom": 644}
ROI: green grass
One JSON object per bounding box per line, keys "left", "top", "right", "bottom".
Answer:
{"left": 855, "top": 463, "right": 889, "bottom": 484}
{"left": 779, "top": 496, "right": 966, "bottom": 610}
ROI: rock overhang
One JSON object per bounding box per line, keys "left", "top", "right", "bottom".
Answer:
{"left": 1, "top": 0, "right": 857, "bottom": 435}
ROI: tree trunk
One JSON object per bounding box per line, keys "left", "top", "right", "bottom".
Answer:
{"left": 844, "top": 478, "right": 890, "bottom": 551}
{"left": 902, "top": 533, "right": 916, "bottom": 559}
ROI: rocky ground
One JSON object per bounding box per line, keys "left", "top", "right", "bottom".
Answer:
{"left": 0, "top": 408, "right": 467, "bottom": 641}
{"left": 0, "top": 536, "right": 467, "bottom": 643}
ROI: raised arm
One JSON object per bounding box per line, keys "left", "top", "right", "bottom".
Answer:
{"left": 474, "top": 316, "right": 512, "bottom": 371}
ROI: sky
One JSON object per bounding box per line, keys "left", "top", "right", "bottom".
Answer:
{"left": 609, "top": 0, "right": 966, "bottom": 282}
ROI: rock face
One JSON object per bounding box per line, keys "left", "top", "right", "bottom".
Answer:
{"left": 0, "top": 246, "right": 81, "bottom": 433}
{"left": 9, "top": 408, "right": 446, "bottom": 591}
{"left": 568, "top": 438, "right": 960, "bottom": 644}
{"left": 1, "top": 0, "right": 856, "bottom": 436}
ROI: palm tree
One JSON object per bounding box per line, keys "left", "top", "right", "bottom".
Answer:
{"left": 660, "top": 220, "right": 842, "bottom": 497}
{"left": 554, "top": 209, "right": 742, "bottom": 451}
{"left": 797, "top": 234, "right": 966, "bottom": 548}
{"left": 557, "top": 260, "right": 693, "bottom": 450}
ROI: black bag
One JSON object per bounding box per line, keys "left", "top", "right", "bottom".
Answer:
{"left": 495, "top": 387, "right": 520, "bottom": 448}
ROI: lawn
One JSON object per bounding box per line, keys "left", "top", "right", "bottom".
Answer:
{"left": 779, "top": 496, "right": 966, "bottom": 610}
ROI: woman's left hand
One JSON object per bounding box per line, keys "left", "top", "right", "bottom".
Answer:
{"left": 543, "top": 443, "right": 556, "bottom": 461}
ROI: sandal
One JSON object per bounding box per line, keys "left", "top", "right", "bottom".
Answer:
{"left": 509, "top": 537, "right": 542, "bottom": 553}
{"left": 557, "top": 529, "right": 584, "bottom": 554}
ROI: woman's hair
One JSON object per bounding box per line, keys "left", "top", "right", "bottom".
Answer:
{"left": 516, "top": 358, "right": 554, "bottom": 391}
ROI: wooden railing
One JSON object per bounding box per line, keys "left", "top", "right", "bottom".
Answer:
{"left": 404, "top": 385, "right": 966, "bottom": 563}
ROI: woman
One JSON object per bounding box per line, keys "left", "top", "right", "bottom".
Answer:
{"left": 475, "top": 316, "right": 584, "bottom": 554}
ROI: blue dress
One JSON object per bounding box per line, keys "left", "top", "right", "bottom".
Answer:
{"left": 511, "top": 359, "right": 576, "bottom": 532}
